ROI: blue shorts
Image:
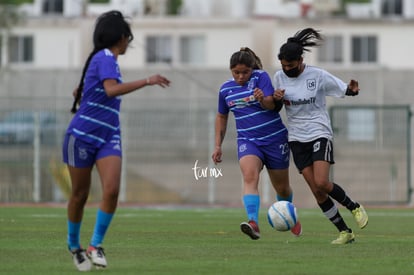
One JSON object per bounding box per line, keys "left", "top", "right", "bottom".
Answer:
{"left": 237, "top": 138, "right": 290, "bottom": 170}
{"left": 62, "top": 134, "right": 122, "bottom": 168}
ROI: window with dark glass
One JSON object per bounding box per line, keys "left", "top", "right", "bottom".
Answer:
{"left": 42, "top": 0, "right": 64, "bottom": 14}
{"left": 9, "top": 35, "right": 34, "bottom": 63}
{"left": 381, "top": 0, "right": 403, "bottom": 16}
{"left": 351, "top": 36, "right": 377, "bottom": 63}
{"left": 318, "top": 35, "right": 343, "bottom": 63}
{"left": 146, "top": 36, "right": 172, "bottom": 64}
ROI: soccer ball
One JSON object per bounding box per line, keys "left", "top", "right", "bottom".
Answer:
{"left": 267, "top": 201, "right": 298, "bottom": 231}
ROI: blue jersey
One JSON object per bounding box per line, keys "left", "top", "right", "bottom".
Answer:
{"left": 218, "top": 70, "right": 287, "bottom": 145}
{"left": 66, "top": 49, "right": 122, "bottom": 147}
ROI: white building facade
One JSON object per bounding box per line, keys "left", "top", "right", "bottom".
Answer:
{"left": 0, "top": 0, "right": 412, "bottom": 71}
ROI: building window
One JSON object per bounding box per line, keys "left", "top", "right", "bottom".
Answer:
{"left": 180, "top": 36, "right": 205, "bottom": 65}
{"left": 42, "top": 0, "right": 63, "bottom": 14}
{"left": 9, "top": 35, "right": 34, "bottom": 63}
{"left": 351, "top": 36, "right": 377, "bottom": 63}
{"left": 146, "top": 36, "right": 172, "bottom": 64}
{"left": 318, "top": 35, "right": 343, "bottom": 63}
{"left": 146, "top": 35, "right": 206, "bottom": 65}
{"left": 382, "top": 0, "right": 403, "bottom": 16}
{"left": 347, "top": 109, "right": 375, "bottom": 141}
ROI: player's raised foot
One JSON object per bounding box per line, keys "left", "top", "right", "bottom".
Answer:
{"left": 240, "top": 220, "right": 260, "bottom": 240}
{"left": 290, "top": 220, "right": 302, "bottom": 237}
{"left": 87, "top": 245, "right": 107, "bottom": 268}
{"left": 331, "top": 230, "right": 355, "bottom": 245}
{"left": 70, "top": 248, "right": 92, "bottom": 272}
{"left": 352, "top": 204, "right": 368, "bottom": 229}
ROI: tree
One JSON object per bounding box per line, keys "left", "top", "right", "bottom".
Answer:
{"left": 0, "top": 2, "right": 23, "bottom": 68}
{"left": 0, "top": 1, "right": 22, "bottom": 29}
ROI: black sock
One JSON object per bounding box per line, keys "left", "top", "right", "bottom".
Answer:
{"left": 318, "top": 197, "right": 350, "bottom": 232}
{"left": 328, "top": 183, "right": 359, "bottom": 211}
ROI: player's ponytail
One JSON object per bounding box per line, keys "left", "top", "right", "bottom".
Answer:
{"left": 241, "top": 47, "right": 263, "bottom": 70}
{"left": 278, "top": 28, "right": 323, "bottom": 61}
{"left": 70, "top": 49, "right": 99, "bottom": 113}
{"left": 230, "top": 47, "right": 263, "bottom": 70}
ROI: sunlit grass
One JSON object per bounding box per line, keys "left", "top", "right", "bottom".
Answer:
{"left": 0, "top": 206, "right": 413, "bottom": 274}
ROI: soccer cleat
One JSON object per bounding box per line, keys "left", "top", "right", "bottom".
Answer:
{"left": 87, "top": 245, "right": 107, "bottom": 268}
{"left": 240, "top": 220, "right": 260, "bottom": 240}
{"left": 331, "top": 230, "right": 355, "bottom": 245}
{"left": 352, "top": 204, "right": 368, "bottom": 229}
{"left": 70, "top": 248, "right": 92, "bottom": 272}
{"left": 290, "top": 220, "right": 302, "bottom": 236}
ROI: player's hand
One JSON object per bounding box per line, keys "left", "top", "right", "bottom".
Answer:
{"left": 349, "top": 79, "right": 359, "bottom": 90}
{"left": 253, "top": 88, "right": 264, "bottom": 102}
{"left": 273, "top": 89, "right": 285, "bottom": 101}
{"left": 212, "top": 147, "right": 223, "bottom": 165}
{"left": 346, "top": 79, "right": 360, "bottom": 96}
{"left": 147, "top": 74, "right": 171, "bottom": 88}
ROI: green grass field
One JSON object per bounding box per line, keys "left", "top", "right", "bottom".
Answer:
{"left": 0, "top": 205, "right": 413, "bottom": 275}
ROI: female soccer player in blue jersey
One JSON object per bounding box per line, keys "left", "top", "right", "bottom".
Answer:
{"left": 63, "top": 10, "right": 170, "bottom": 271}
{"left": 272, "top": 28, "right": 368, "bottom": 244}
{"left": 212, "top": 47, "right": 301, "bottom": 240}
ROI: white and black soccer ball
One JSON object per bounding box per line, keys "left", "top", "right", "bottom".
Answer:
{"left": 267, "top": 201, "right": 298, "bottom": 231}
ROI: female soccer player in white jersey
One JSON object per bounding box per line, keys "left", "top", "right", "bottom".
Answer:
{"left": 62, "top": 10, "right": 170, "bottom": 271}
{"left": 273, "top": 28, "right": 368, "bottom": 244}
{"left": 212, "top": 47, "right": 301, "bottom": 240}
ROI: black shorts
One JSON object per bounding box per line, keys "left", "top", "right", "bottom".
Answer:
{"left": 289, "top": 137, "right": 335, "bottom": 173}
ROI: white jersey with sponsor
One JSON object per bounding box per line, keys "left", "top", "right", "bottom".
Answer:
{"left": 273, "top": 65, "right": 347, "bottom": 142}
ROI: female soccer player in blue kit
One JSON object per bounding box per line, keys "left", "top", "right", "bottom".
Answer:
{"left": 63, "top": 10, "right": 170, "bottom": 271}
{"left": 272, "top": 28, "right": 368, "bottom": 244}
{"left": 212, "top": 47, "right": 301, "bottom": 240}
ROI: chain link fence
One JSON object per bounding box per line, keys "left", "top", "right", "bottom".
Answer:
{"left": 330, "top": 105, "right": 412, "bottom": 205}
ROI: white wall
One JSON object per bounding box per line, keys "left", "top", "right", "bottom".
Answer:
{"left": 34, "top": 28, "right": 81, "bottom": 68}
{"left": 119, "top": 19, "right": 253, "bottom": 69}
{"left": 254, "top": 0, "right": 301, "bottom": 18}
{"left": 7, "top": 9, "right": 414, "bottom": 71}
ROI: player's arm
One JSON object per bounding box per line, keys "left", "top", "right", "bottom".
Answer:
{"left": 253, "top": 88, "right": 277, "bottom": 110}
{"left": 212, "top": 113, "right": 228, "bottom": 164}
{"left": 272, "top": 99, "right": 283, "bottom": 112}
{"left": 103, "top": 74, "right": 170, "bottom": 97}
{"left": 272, "top": 89, "right": 285, "bottom": 112}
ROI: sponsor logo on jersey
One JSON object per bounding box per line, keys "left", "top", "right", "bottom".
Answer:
{"left": 228, "top": 94, "right": 256, "bottom": 108}
{"left": 284, "top": 97, "right": 316, "bottom": 106}
{"left": 307, "top": 79, "right": 316, "bottom": 90}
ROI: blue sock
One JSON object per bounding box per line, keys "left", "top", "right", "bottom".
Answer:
{"left": 90, "top": 209, "right": 114, "bottom": 248}
{"left": 277, "top": 193, "right": 293, "bottom": 203}
{"left": 242, "top": 194, "right": 260, "bottom": 224}
{"left": 67, "top": 220, "right": 82, "bottom": 251}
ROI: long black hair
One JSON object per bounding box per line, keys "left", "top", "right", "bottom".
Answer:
{"left": 278, "top": 28, "right": 323, "bottom": 62}
{"left": 229, "top": 47, "right": 263, "bottom": 70}
{"left": 71, "top": 10, "right": 133, "bottom": 113}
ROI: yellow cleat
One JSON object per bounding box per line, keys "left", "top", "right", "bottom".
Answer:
{"left": 331, "top": 231, "right": 355, "bottom": 245}
{"left": 352, "top": 205, "right": 368, "bottom": 229}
